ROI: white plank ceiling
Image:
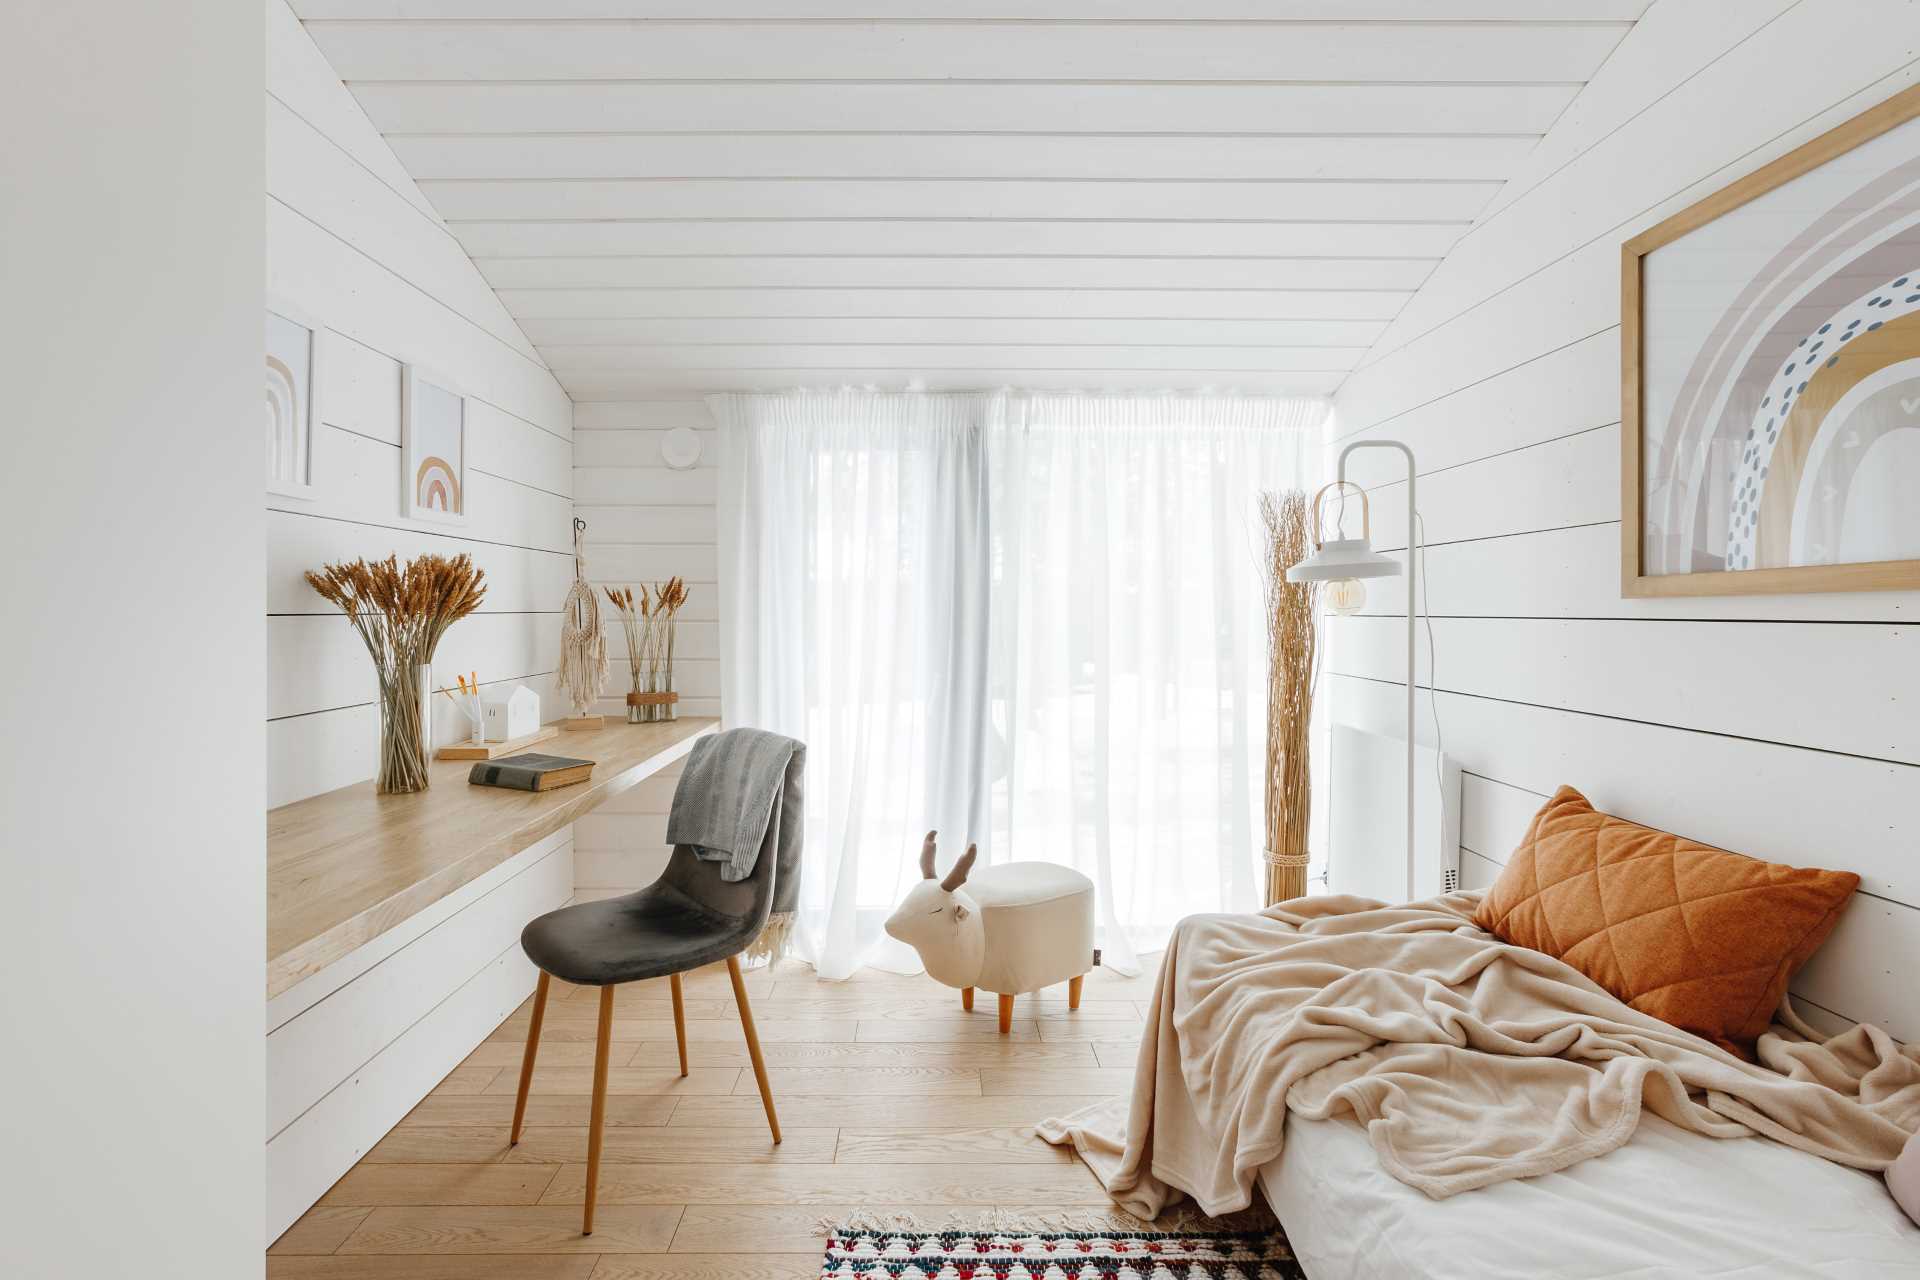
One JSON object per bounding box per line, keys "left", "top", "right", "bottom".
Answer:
{"left": 291, "top": 1, "right": 1647, "bottom": 398}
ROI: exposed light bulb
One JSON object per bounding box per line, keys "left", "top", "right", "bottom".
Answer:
{"left": 1326, "top": 578, "right": 1367, "bottom": 615}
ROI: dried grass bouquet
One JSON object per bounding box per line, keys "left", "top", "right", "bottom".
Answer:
{"left": 604, "top": 577, "right": 689, "bottom": 722}
{"left": 305, "top": 552, "right": 487, "bottom": 793}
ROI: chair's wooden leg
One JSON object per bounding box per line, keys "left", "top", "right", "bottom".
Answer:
{"left": 509, "top": 972, "right": 550, "bottom": 1146}
{"left": 998, "top": 992, "right": 1014, "bottom": 1035}
{"left": 962, "top": 986, "right": 974, "bottom": 1012}
{"left": 669, "top": 972, "right": 690, "bottom": 1077}
{"left": 1068, "top": 974, "right": 1084, "bottom": 1011}
{"left": 727, "top": 956, "right": 781, "bottom": 1144}
{"left": 582, "top": 985, "right": 615, "bottom": 1236}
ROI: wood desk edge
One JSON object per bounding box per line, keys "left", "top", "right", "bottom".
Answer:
{"left": 266, "top": 717, "right": 718, "bottom": 998}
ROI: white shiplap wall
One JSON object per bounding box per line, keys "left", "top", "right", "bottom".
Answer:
{"left": 264, "top": 0, "right": 581, "bottom": 1238}
{"left": 266, "top": 0, "right": 574, "bottom": 807}
{"left": 1330, "top": 0, "right": 1920, "bottom": 1043}
{"left": 571, "top": 399, "right": 720, "bottom": 891}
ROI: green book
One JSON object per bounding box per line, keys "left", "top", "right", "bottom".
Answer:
{"left": 469, "top": 752, "right": 595, "bottom": 792}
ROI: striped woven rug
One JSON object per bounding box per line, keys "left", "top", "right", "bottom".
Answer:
{"left": 821, "top": 1224, "right": 1309, "bottom": 1280}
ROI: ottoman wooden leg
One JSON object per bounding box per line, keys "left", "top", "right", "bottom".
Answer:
{"left": 1068, "top": 974, "right": 1083, "bottom": 1011}
{"left": 962, "top": 986, "right": 974, "bottom": 1012}
{"left": 998, "top": 992, "right": 1014, "bottom": 1035}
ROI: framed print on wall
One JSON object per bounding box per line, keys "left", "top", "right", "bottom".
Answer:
{"left": 265, "top": 301, "right": 324, "bottom": 500}
{"left": 402, "top": 363, "right": 467, "bottom": 525}
{"left": 1623, "top": 83, "right": 1920, "bottom": 597}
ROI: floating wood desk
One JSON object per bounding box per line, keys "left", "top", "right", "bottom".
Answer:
{"left": 267, "top": 716, "right": 717, "bottom": 998}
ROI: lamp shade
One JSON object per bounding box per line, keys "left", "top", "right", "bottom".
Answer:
{"left": 1287, "top": 536, "right": 1403, "bottom": 583}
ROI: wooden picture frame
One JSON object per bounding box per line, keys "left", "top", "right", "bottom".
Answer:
{"left": 1622, "top": 82, "right": 1920, "bottom": 597}
{"left": 401, "top": 363, "right": 468, "bottom": 526}
{"left": 265, "top": 298, "right": 325, "bottom": 501}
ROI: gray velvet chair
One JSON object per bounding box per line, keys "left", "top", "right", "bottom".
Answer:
{"left": 510, "top": 796, "right": 796, "bottom": 1235}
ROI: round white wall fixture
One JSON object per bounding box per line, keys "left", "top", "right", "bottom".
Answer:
{"left": 660, "top": 426, "right": 702, "bottom": 471}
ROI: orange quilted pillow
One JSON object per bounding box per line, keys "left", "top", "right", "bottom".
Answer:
{"left": 1473, "top": 786, "right": 1858, "bottom": 1058}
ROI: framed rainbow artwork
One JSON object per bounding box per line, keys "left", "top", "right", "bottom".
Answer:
{"left": 402, "top": 363, "right": 467, "bottom": 526}
{"left": 266, "top": 299, "right": 324, "bottom": 501}
{"left": 1624, "top": 84, "right": 1920, "bottom": 597}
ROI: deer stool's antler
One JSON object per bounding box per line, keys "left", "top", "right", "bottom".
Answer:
{"left": 940, "top": 844, "right": 977, "bottom": 893}
{"left": 919, "top": 830, "right": 939, "bottom": 880}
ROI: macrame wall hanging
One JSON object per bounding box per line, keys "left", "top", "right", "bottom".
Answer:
{"left": 557, "top": 516, "right": 610, "bottom": 729}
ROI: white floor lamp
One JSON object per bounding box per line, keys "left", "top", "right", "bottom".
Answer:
{"left": 1286, "top": 440, "right": 1420, "bottom": 901}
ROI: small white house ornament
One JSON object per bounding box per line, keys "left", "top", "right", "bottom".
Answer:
{"left": 482, "top": 684, "right": 540, "bottom": 741}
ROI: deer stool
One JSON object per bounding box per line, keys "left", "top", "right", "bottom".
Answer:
{"left": 883, "top": 834, "right": 1096, "bottom": 1033}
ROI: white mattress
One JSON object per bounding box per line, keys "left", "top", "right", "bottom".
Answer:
{"left": 1259, "top": 1111, "right": 1920, "bottom": 1280}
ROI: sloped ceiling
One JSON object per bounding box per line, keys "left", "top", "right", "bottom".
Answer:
{"left": 291, "top": 2, "right": 1646, "bottom": 399}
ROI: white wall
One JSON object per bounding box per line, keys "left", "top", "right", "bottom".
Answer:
{"left": 1331, "top": 0, "right": 1920, "bottom": 1043}
{"left": 571, "top": 399, "right": 720, "bottom": 890}
{"left": 266, "top": 0, "right": 574, "bottom": 807}
{"left": 0, "top": 2, "right": 264, "bottom": 1275}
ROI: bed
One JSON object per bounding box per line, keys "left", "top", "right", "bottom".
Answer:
{"left": 1260, "top": 1110, "right": 1920, "bottom": 1279}
{"left": 1253, "top": 788, "right": 1920, "bottom": 1280}
{"left": 1038, "top": 789, "right": 1920, "bottom": 1280}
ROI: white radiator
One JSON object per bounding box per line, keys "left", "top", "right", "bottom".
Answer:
{"left": 1328, "top": 723, "right": 1460, "bottom": 903}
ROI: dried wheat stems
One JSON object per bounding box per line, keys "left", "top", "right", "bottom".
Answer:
{"left": 604, "top": 577, "right": 689, "bottom": 722}
{"left": 604, "top": 585, "right": 649, "bottom": 693}
{"left": 652, "top": 577, "right": 687, "bottom": 718}
{"left": 1260, "top": 490, "right": 1321, "bottom": 905}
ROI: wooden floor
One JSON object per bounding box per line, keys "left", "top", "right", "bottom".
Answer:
{"left": 268, "top": 957, "right": 1156, "bottom": 1279}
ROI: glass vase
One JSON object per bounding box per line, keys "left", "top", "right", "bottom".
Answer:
{"left": 626, "top": 680, "right": 646, "bottom": 723}
{"left": 659, "top": 616, "right": 677, "bottom": 720}
{"left": 378, "top": 660, "right": 433, "bottom": 794}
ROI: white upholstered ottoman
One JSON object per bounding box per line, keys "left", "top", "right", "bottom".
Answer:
{"left": 960, "top": 861, "right": 1096, "bottom": 1032}
{"left": 884, "top": 839, "right": 1099, "bottom": 1034}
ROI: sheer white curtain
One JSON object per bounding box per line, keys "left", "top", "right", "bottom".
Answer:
{"left": 712, "top": 389, "right": 1324, "bottom": 979}
{"left": 714, "top": 391, "right": 993, "bottom": 979}
{"left": 983, "top": 394, "right": 1318, "bottom": 974}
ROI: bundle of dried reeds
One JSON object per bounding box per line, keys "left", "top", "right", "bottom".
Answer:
{"left": 305, "top": 552, "right": 487, "bottom": 793}
{"left": 1260, "top": 490, "right": 1321, "bottom": 905}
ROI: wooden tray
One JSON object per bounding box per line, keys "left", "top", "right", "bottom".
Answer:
{"left": 435, "top": 725, "right": 560, "bottom": 761}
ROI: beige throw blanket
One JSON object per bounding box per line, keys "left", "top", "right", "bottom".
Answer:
{"left": 1038, "top": 893, "right": 1920, "bottom": 1216}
